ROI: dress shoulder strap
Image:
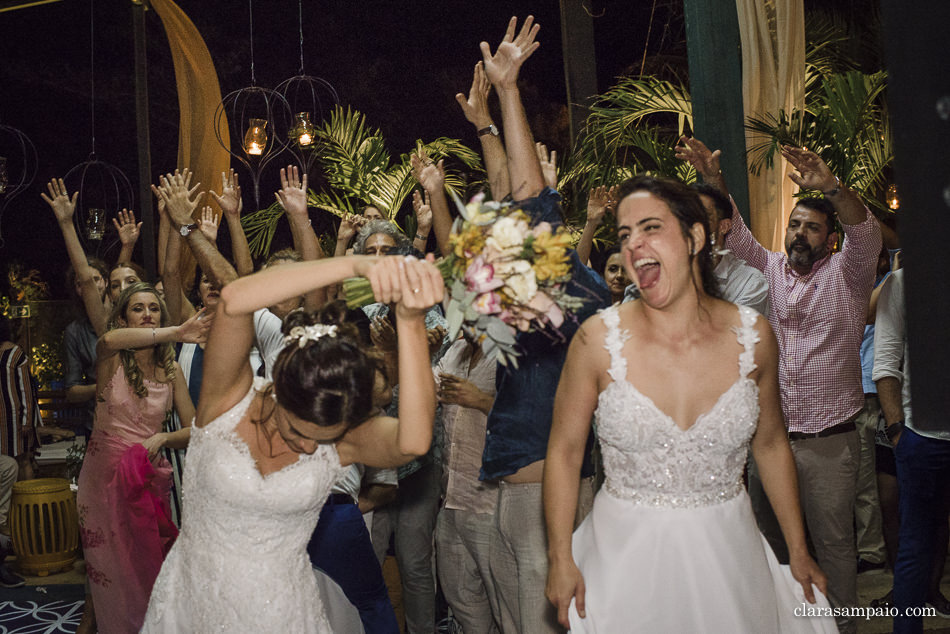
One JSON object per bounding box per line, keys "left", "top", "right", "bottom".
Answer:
{"left": 599, "top": 305, "right": 630, "bottom": 383}
{"left": 734, "top": 305, "right": 760, "bottom": 379}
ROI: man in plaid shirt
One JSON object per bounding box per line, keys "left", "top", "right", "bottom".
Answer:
{"left": 678, "top": 139, "right": 882, "bottom": 633}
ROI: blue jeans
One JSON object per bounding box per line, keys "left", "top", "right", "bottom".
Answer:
{"left": 307, "top": 499, "right": 399, "bottom": 634}
{"left": 893, "top": 428, "right": 950, "bottom": 634}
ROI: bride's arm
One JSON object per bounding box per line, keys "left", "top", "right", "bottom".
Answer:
{"left": 543, "top": 318, "right": 603, "bottom": 628}
{"left": 749, "top": 318, "right": 827, "bottom": 603}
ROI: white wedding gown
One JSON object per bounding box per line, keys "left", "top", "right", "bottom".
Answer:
{"left": 142, "top": 379, "right": 349, "bottom": 633}
{"left": 568, "top": 305, "right": 836, "bottom": 633}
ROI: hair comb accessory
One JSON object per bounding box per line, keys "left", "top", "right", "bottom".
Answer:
{"left": 283, "top": 324, "right": 338, "bottom": 349}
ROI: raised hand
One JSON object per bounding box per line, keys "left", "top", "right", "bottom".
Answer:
{"left": 210, "top": 169, "right": 243, "bottom": 218}
{"left": 586, "top": 185, "right": 617, "bottom": 227}
{"left": 337, "top": 214, "right": 365, "bottom": 246}
{"left": 412, "top": 190, "right": 433, "bottom": 236}
{"left": 674, "top": 136, "right": 721, "bottom": 181}
{"left": 536, "top": 142, "right": 558, "bottom": 189}
{"left": 40, "top": 178, "right": 79, "bottom": 224}
{"left": 177, "top": 306, "right": 212, "bottom": 344}
{"left": 455, "top": 61, "right": 493, "bottom": 128}
{"left": 410, "top": 149, "right": 446, "bottom": 195}
{"left": 274, "top": 165, "right": 309, "bottom": 219}
{"left": 782, "top": 146, "right": 838, "bottom": 192}
{"left": 156, "top": 169, "right": 204, "bottom": 229}
{"left": 113, "top": 208, "right": 143, "bottom": 246}
{"left": 479, "top": 16, "right": 541, "bottom": 90}
{"left": 198, "top": 206, "right": 220, "bottom": 243}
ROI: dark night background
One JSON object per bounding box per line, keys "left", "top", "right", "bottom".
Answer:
{"left": 0, "top": 0, "right": 874, "bottom": 298}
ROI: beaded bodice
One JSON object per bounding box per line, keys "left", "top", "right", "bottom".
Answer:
{"left": 594, "top": 304, "right": 760, "bottom": 508}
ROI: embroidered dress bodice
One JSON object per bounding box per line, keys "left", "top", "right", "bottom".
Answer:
{"left": 143, "top": 377, "right": 345, "bottom": 633}
{"left": 594, "top": 304, "right": 760, "bottom": 507}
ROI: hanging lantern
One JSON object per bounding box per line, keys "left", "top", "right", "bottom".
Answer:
{"left": 243, "top": 118, "right": 269, "bottom": 156}
{"left": 886, "top": 184, "right": 900, "bottom": 210}
{"left": 290, "top": 112, "right": 315, "bottom": 146}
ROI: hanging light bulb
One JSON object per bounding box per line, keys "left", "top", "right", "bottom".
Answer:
{"left": 243, "top": 118, "right": 269, "bottom": 156}
{"left": 290, "top": 112, "right": 315, "bottom": 146}
{"left": 886, "top": 184, "right": 900, "bottom": 210}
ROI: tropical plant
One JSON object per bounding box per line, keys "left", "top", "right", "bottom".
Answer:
{"left": 745, "top": 70, "right": 891, "bottom": 213}
{"left": 242, "top": 106, "right": 484, "bottom": 257}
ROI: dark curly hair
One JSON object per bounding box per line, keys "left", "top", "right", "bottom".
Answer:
{"left": 268, "top": 301, "right": 377, "bottom": 436}
{"left": 616, "top": 174, "right": 722, "bottom": 301}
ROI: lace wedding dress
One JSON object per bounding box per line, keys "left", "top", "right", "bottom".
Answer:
{"left": 568, "top": 305, "right": 836, "bottom": 633}
{"left": 142, "top": 378, "right": 346, "bottom": 633}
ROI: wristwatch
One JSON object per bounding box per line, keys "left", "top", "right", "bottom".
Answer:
{"left": 477, "top": 124, "right": 499, "bottom": 138}
{"left": 885, "top": 419, "right": 904, "bottom": 442}
{"left": 822, "top": 176, "right": 841, "bottom": 197}
{"left": 179, "top": 222, "right": 199, "bottom": 237}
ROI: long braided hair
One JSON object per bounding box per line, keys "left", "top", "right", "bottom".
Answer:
{"left": 107, "top": 282, "right": 177, "bottom": 398}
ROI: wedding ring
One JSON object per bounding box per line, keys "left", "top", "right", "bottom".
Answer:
{"left": 412, "top": 288, "right": 421, "bottom": 294}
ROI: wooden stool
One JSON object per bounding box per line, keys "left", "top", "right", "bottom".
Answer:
{"left": 9, "top": 478, "right": 79, "bottom": 576}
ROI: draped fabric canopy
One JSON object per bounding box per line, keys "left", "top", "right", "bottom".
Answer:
{"left": 150, "top": 0, "right": 231, "bottom": 283}
{"left": 735, "top": 0, "right": 805, "bottom": 251}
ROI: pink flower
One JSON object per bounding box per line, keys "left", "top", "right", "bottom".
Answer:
{"left": 531, "top": 222, "right": 553, "bottom": 238}
{"left": 473, "top": 291, "right": 503, "bottom": 315}
{"left": 527, "top": 291, "right": 564, "bottom": 328}
{"left": 465, "top": 256, "right": 504, "bottom": 294}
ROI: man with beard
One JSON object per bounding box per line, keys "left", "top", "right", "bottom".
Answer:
{"left": 680, "top": 140, "right": 881, "bottom": 633}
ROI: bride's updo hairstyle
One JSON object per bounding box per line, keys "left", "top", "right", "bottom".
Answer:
{"left": 616, "top": 174, "right": 722, "bottom": 301}
{"left": 270, "top": 302, "right": 376, "bottom": 434}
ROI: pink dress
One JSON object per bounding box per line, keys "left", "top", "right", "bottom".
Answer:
{"left": 76, "top": 364, "right": 177, "bottom": 634}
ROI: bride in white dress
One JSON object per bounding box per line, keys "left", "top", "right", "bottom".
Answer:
{"left": 142, "top": 251, "right": 443, "bottom": 633}
{"left": 544, "top": 175, "right": 837, "bottom": 633}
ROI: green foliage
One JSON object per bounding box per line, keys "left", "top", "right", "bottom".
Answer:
{"left": 241, "top": 106, "right": 484, "bottom": 258}
{"left": 745, "top": 70, "right": 892, "bottom": 213}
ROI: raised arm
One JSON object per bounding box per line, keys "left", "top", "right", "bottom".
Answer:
{"left": 275, "top": 165, "right": 327, "bottom": 309}
{"left": 456, "top": 60, "right": 511, "bottom": 200}
{"left": 535, "top": 142, "right": 558, "bottom": 190}
{"left": 480, "top": 16, "right": 545, "bottom": 201}
{"left": 544, "top": 319, "right": 603, "bottom": 628}
{"left": 749, "top": 318, "right": 827, "bottom": 603}
{"left": 336, "top": 256, "right": 443, "bottom": 467}
{"left": 157, "top": 170, "right": 238, "bottom": 293}
{"left": 675, "top": 136, "right": 728, "bottom": 195}
{"left": 210, "top": 169, "right": 254, "bottom": 278}
{"left": 576, "top": 185, "right": 615, "bottom": 266}
{"left": 41, "top": 179, "right": 109, "bottom": 336}
{"left": 781, "top": 146, "right": 866, "bottom": 227}
{"left": 113, "top": 208, "right": 142, "bottom": 265}
{"left": 95, "top": 309, "right": 209, "bottom": 365}
{"left": 156, "top": 187, "right": 189, "bottom": 326}
{"left": 411, "top": 150, "right": 452, "bottom": 256}
{"left": 411, "top": 190, "right": 433, "bottom": 254}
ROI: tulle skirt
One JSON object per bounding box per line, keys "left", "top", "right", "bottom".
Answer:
{"left": 568, "top": 490, "right": 837, "bottom": 633}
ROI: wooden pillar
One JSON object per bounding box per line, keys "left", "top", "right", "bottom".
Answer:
{"left": 558, "top": 0, "right": 598, "bottom": 146}
{"left": 682, "top": 0, "right": 751, "bottom": 224}
{"left": 879, "top": 0, "right": 950, "bottom": 435}
{"left": 132, "top": 0, "right": 156, "bottom": 280}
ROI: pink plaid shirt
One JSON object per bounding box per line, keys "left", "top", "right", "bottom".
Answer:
{"left": 726, "top": 204, "right": 881, "bottom": 433}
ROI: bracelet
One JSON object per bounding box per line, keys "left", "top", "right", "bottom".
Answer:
{"left": 415, "top": 232, "right": 428, "bottom": 240}
{"left": 151, "top": 328, "right": 157, "bottom": 345}
{"left": 885, "top": 419, "right": 904, "bottom": 441}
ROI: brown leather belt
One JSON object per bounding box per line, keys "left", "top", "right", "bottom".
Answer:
{"left": 788, "top": 420, "right": 856, "bottom": 441}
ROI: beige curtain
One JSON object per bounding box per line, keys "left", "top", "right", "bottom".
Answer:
{"left": 735, "top": 0, "right": 805, "bottom": 251}
{"left": 150, "top": 0, "right": 231, "bottom": 283}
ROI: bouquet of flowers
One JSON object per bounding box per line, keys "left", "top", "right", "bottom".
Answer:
{"left": 344, "top": 193, "right": 585, "bottom": 366}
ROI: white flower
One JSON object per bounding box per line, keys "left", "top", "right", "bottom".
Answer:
{"left": 487, "top": 216, "right": 529, "bottom": 250}
{"left": 496, "top": 260, "right": 537, "bottom": 303}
